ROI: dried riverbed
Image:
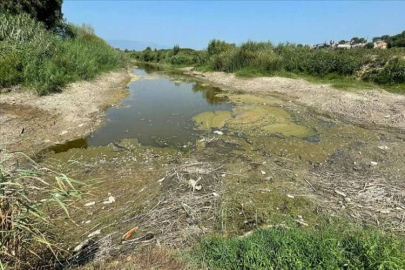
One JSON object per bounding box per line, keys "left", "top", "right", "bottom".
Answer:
{"left": 2, "top": 65, "right": 405, "bottom": 266}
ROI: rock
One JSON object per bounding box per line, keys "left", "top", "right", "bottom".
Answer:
{"left": 261, "top": 170, "right": 266, "bottom": 175}
{"left": 88, "top": 229, "right": 101, "bottom": 238}
{"left": 84, "top": 201, "right": 96, "bottom": 207}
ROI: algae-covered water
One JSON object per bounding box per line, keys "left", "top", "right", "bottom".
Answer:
{"left": 48, "top": 65, "right": 381, "bottom": 165}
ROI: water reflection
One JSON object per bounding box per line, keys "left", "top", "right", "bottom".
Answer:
{"left": 48, "top": 66, "right": 232, "bottom": 153}
{"left": 192, "top": 83, "right": 227, "bottom": 105}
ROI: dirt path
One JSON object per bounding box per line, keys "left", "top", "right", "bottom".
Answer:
{"left": 0, "top": 69, "right": 132, "bottom": 155}
{"left": 187, "top": 70, "right": 405, "bottom": 131}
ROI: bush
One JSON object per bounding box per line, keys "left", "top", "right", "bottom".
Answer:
{"left": 200, "top": 40, "right": 405, "bottom": 88}
{"left": 376, "top": 58, "right": 405, "bottom": 84}
{"left": 197, "top": 224, "right": 405, "bottom": 269}
{"left": 0, "top": 13, "right": 127, "bottom": 95}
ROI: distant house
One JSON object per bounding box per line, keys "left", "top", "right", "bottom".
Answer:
{"left": 337, "top": 43, "right": 352, "bottom": 50}
{"left": 352, "top": 43, "right": 367, "bottom": 48}
{"left": 374, "top": 40, "right": 388, "bottom": 49}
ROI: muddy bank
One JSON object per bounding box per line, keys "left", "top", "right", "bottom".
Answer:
{"left": 0, "top": 69, "right": 132, "bottom": 155}
{"left": 186, "top": 70, "right": 405, "bottom": 131}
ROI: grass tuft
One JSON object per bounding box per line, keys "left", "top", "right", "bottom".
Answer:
{"left": 197, "top": 223, "right": 405, "bottom": 269}
{"left": 0, "top": 151, "right": 82, "bottom": 268}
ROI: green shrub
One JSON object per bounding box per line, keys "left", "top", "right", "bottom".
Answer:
{"left": 197, "top": 224, "right": 405, "bottom": 269}
{"left": 376, "top": 58, "right": 405, "bottom": 84}
{"left": 0, "top": 13, "right": 127, "bottom": 95}
{"left": 207, "top": 39, "right": 235, "bottom": 57}
{"left": 200, "top": 40, "right": 405, "bottom": 89}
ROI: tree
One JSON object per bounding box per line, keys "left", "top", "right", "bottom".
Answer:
{"left": 366, "top": 42, "right": 374, "bottom": 49}
{"left": 0, "top": 0, "right": 64, "bottom": 30}
{"left": 339, "top": 40, "right": 347, "bottom": 44}
{"left": 173, "top": 44, "right": 180, "bottom": 55}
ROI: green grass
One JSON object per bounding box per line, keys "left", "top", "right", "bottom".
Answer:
{"left": 196, "top": 222, "right": 405, "bottom": 269}
{"left": 230, "top": 67, "right": 405, "bottom": 93}
{"left": 0, "top": 13, "right": 127, "bottom": 95}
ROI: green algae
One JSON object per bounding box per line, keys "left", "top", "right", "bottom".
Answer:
{"left": 193, "top": 95, "right": 315, "bottom": 139}
{"left": 227, "top": 105, "right": 315, "bottom": 138}
{"left": 192, "top": 110, "right": 232, "bottom": 130}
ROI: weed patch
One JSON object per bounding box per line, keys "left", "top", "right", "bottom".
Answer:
{"left": 197, "top": 223, "right": 405, "bottom": 269}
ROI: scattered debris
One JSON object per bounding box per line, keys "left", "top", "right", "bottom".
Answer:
{"left": 122, "top": 226, "right": 138, "bottom": 240}
{"left": 189, "top": 178, "right": 202, "bottom": 191}
{"left": 295, "top": 215, "right": 308, "bottom": 227}
{"left": 122, "top": 232, "right": 154, "bottom": 244}
{"left": 85, "top": 201, "right": 96, "bottom": 207}
{"left": 88, "top": 229, "right": 101, "bottom": 238}
{"left": 157, "top": 177, "right": 165, "bottom": 183}
{"left": 103, "top": 196, "right": 115, "bottom": 204}
{"left": 287, "top": 194, "right": 294, "bottom": 199}
{"left": 73, "top": 239, "right": 91, "bottom": 253}
{"left": 378, "top": 145, "right": 389, "bottom": 150}
{"left": 370, "top": 161, "right": 378, "bottom": 166}
{"left": 335, "top": 190, "right": 347, "bottom": 197}
{"left": 60, "top": 130, "right": 68, "bottom": 136}
{"left": 214, "top": 130, "right": 224, "bottom": 135}
{"left": 260, "top": 170, "right": 266, "bottom": 175}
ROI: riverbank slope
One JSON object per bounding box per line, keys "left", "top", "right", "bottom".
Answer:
{"left": 185, "top": 69, "right": 405, "bottom": 131}
{"left": 0, "top": 69, "right": 132, "bottom": 154}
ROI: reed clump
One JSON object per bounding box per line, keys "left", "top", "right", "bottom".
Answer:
{"left": 0, "top": 152, "right": 82, "bottom": 268}
{"left": 0, "top": 13, "right": 127, "bottom": 95}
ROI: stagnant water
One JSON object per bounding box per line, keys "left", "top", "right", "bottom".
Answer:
{"left": 49, "top": 66, "right": 231, "bottom": 153}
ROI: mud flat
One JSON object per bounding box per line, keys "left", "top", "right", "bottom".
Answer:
{"left": 186, "top": 70, "right": 405, "bottom": 131}
{"left": 0, "top": 69, "right": 131, "bottom": 155}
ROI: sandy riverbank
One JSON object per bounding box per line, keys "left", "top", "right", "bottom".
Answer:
{"left": 0, "top": 69, "right": 132, "bottom": 154}
{"left": 186, "top": 70, "right": 405, "bottom": 131}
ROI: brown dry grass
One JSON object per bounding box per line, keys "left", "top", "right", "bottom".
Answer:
{"left": 78, "top": 247, "right": 187, "bottom": 270}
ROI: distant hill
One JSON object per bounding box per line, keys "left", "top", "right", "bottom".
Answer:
{"left": 107, "top": 39, "right": 170, "bottom": 51}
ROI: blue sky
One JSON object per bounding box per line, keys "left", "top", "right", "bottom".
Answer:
{"left": 63, "top": 1, "right": 405, "bottom": 49}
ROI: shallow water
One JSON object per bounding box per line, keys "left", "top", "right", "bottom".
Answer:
{"left": 50, "top": 67, "right": 231, "bottom": 152}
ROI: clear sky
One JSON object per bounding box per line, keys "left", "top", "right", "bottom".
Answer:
{"left": 63, "top": 1, "right": 405, "bottom": 49}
